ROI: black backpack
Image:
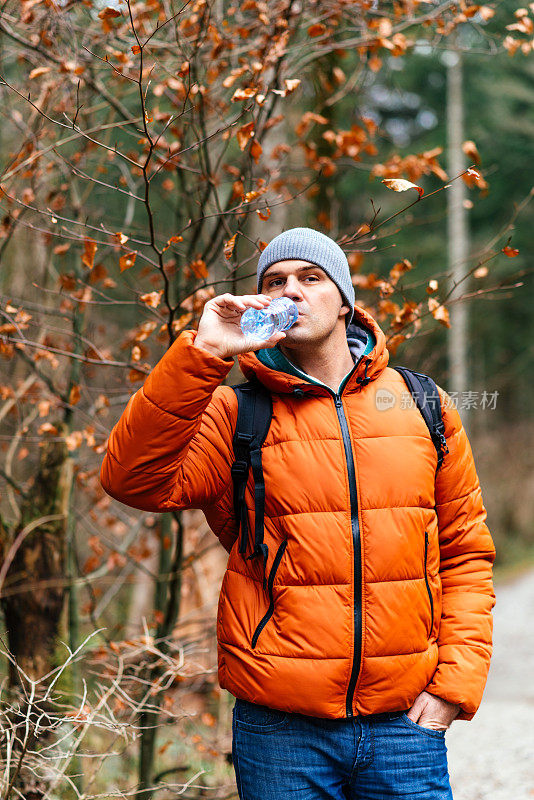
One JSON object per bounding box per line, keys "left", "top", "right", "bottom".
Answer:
{"left": 229, "top": 367, "right": 449, "bottom": 592}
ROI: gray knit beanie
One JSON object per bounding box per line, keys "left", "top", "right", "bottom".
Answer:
{"left": 257, "top": 227, "right": 355, "bottom": 328}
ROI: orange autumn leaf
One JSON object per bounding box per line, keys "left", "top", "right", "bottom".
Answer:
{"left": 231, "top": 87, "right": 257, "bottom": 101}
{"left": 120, "top": 251, "right": 137, "bottom": 272}
{"left": 139, "top": 291, "right": 163, "bottom": 308}
{"left": 284, "top": 78, "right": 301, "bottom": 94}
{"left": 65, "top": 431, "right": 83, "bottom": 452}
{"left": 256, "top": 207, "right": 271, "bottom": 221}
{"left": 428, "top": 298, "right": 450, "bottom": 328}
{"left": 462, "top": 140, "right": 481, "bottom": 164}
{"left": 387, "top": 333, "right": 406, "bottom": 356}
{"left": 502, "top": 245, "right": 519, "bottom": 257}
{"left": 308, "top": 23, "right": 326, "bottom": 36}
{"left": 38, "top": 422, "right": 59, "bottom": 435}
{"left": 382, "top": 178, "right": 424, "bottom": 197}
{"left": 224, "top": 235, "right": 237, "bottom": 260}
{"left": 258, "top": 240, "right": 268, "bottom": 252}
{"left": 236, "top": 122, "right": 255, "bottom": 151}
{"left": 189, "top": 258, "right": 208, "bottom": 279}
{"left": 82, "top": 238, "right": 97, "bottom": 270}
{"left": 389, "top": 259, "right": 413, "bottom": 282}
{"left": 162, "top": 234, "right": 184, "bottom": 252}
{"left": 69, "top": 384, "right": 81, "bottom": 405}
{"left": 250, "top": 140, "right": 262, "bottom": 163}
{"left": 131, "top": 45, "right": 141, "bottom": 55}
{"left": 29, "top": 66, "right": 51, "bottom": 80}
{"left": 98, "top": 7, "right": 121, "bottom": 19}
{"left": 427, "top": 279, "right": 439, "bottom": 294}
{"left": 53, "top": 243, "right": 70, "bottom": 255}
{"left": 231, "top": 180, "right": 244, "bottom": 201}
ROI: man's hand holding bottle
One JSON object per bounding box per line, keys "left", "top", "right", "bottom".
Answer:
{"left": 193, "top": 293, "right": 287, "bottom": 360}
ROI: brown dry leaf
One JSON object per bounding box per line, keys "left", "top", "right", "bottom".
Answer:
{"left": 427, "top": 279, "right": 439, "bottom": 294}
{"left": 69, "top": 384, "right": 81, "bottom": 406}
{"left": 389, "top": 259, "right": 413, "bottom": 282}
{"left": 17, "top": 447, "right": 29, "bottom": 461}
{"left": 250, "top": 140, "right": 262, "bottom": 163}
{"left": 190, "top": 258, "right": 208, "bottom": 279}
{"left": 387, "top": 334, "right": 406, "bottom": 356}
{"left": 284, "top": 79, "right": 301, "bottom": 95}
{"left": 333, "top": 66, "right": 346, "bottom": 85}
{"left": 82, "top": 238, "right": 97, "bottom": 270}
{"left": 29, "top": 66, "right": 51, "bottom": 80}
{"left": 114, "top": 231, "right": 129, "bottom": 245}
{"left": 308, "top": 23, "right": 326, "bottom": 36}
{"left": 53, "top": 243, "right": 70, "bottom": 255}
{"left": 224, "top": 234, "right": 237, "bottom": 260}
{"left": 231, "top": 180, "right": 244, "bottom": 201}
{"left": 139, "top": 291, "right": 163, "bottom": 309}
{"left": 295, "top": 111, "right": 328, "bottom": 137}
{"left": 428, "top": 298, "right": 450, "bottom": 327}
{"left": 65, "top": 431, "right": 83, "bottom": 452}
{"left": 162, "top": 235, "right": 184, "bottom": 253}
{"left": 236, "top": 122, "right": 255, "bottom": 151}
{"left": 466, "top": 167, "right": 481, "bottom": 180}
{"left": 98, "top": 7, "right": 121, "bottom": 19}
{"left": 119, "top": 251, "right": 137, "bottom": 272}
{"left": 231, "top": 87, "right": 257, "bottom": 101}
{"left": 38, "top": 400, "right": 50, "bottom": 417}
{"left": 462, "top": 140, "right": 481, "bottom": 164}
{"left": 38, "top": 422, "right": 58, "bottom": 435}
{"left": 382, "top": 178, "right": 424, "bottom": 197}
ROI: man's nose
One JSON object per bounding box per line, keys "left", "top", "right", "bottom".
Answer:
{"left": 282, "top": 277, "right": 304, "bottom": 302}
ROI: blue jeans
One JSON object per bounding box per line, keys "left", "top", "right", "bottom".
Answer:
{"left": 232, "top": 698, "right": 454, "bottom": 800}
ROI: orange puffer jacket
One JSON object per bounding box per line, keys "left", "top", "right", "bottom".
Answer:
{"left": 100, "top": 305, "right": 496, "bottom": 721}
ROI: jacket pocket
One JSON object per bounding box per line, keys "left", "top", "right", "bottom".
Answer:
{"left": 424, "top": 530, "right": 434, "bottom": 638}
{"left": 251, "top": 538, "right": 288, "bottom": 650}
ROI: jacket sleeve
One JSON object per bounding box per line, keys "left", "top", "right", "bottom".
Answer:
{"left": 425, "top": 389, "right": 496, "bottom": 720}
{"left": 99, "top": 330, "right": 238, "bottom": 549}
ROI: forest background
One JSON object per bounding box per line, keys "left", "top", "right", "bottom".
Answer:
{"left": 0, "top": 0, "right": 532, "bottom": 798}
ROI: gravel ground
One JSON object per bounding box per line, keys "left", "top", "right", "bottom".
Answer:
{"left": 447, "top": 569, "right": 534, "bottom": 799}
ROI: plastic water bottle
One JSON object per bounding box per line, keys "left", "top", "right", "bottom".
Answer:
{"left": 240, "top": 297, "right": 299, "bottom": 341}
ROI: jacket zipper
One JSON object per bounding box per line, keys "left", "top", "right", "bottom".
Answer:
{"left": 251, "top": 538, "right": 288, "bottom": 649}
{"left": 424, "top": 531, "right": 434, "bottom": 637}
{"left": 332, "top": 392, "right": 362, "bottom": 718}
{"left": 291, "top": 358, "right": 366, "bottom": 717}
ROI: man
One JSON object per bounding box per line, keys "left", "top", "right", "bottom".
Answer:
{"left": 100, "top": 227, "right": 496, "bottom": 799}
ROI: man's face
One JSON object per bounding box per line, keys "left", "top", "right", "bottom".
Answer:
{"left": 260, "top": 259, "right": 350, "bottom": 345}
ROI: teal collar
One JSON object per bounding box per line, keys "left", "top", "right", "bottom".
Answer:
{"left": 256, "top": 322, "right": 375, "bottom": 395}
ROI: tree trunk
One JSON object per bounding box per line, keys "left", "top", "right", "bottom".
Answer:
{"left": 1, "top": 428, "right": 71, "bottom": 686}
{"left": 446, "top": 33, "right": 470, "bottom": 429}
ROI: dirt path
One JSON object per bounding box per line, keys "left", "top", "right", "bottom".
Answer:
{"left": 447, "top": 569, "right": 534, "bottom": 799}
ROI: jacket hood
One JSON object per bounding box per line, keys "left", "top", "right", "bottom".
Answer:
{"left": 237, "top": 303, "right": 390, "bottom": 396}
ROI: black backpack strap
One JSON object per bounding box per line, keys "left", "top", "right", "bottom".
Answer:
{"left": 394, "top": 367, "right": 449, "bottom": 470}
{"left": 230, "top": 379, "right": 273, "bottom": 590}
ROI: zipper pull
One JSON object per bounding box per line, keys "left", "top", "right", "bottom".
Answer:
{"left": 334, "top": 395, "right": 342, "bottom": 408}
